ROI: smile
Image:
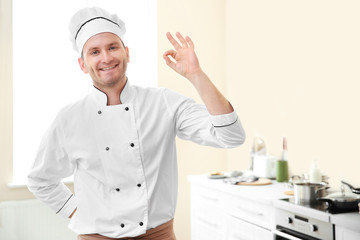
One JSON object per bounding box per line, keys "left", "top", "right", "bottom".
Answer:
{"left": 100, "top": 65, "right": 118, "bottom": 71}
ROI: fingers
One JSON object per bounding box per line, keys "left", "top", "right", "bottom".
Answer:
{"left": 166, "top": 32, "right": 194, "bottom": 49}
{"left": 166, "top": 32, "right": 181, "bottom": 50}
{"left": 185, "top": 36, "right": 194, "bottom": 48}
{"left": 176, "top": 32, "right": 188, "bottom": 47}
{"left": 162, "top": 52, "right": 176, "bottom": 70}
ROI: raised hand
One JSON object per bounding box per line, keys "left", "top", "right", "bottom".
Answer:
{"left": 163, "top": 31, "right": 233, "bottom": 115}
{"left": 163, "top": 32, "right": 203, "bottom": 81}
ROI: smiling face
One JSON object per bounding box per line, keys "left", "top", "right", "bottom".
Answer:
{"left": 78, "top": 32, "right": 129, "bottom": 90}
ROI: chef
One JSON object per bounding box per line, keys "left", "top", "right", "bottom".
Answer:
{"left": 27, "top": 6, "right": 245, "bottom": 240}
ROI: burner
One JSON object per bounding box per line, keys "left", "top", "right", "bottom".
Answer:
{"left": 281, "top": 198, "right": 358, "bottom": 214}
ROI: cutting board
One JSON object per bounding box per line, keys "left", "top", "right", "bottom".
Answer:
{"left": 236, "top": 178, "right": 272, "bottom": 186}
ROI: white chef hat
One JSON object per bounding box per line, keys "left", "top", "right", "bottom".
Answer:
{"left": 69, "top": 7, "right": 126, "bottom": 53}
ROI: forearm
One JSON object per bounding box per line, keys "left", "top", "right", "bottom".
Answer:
{"left": 188, "top": 70, "right": 233, "bottom": 115}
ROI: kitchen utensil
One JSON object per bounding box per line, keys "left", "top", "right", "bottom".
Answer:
{"left": 341, "top": 180, "right": 360, "bottom": 194}
{"left": 317, "top": 185, "right": 360, "bottom": 211}
{"left": 249, "top": 137, "right": 266, "bottom": 171}
{"left": 253, "top": 155, "right": 277, "bottom": 178}
{"left": 223, "top": 175, "right": 259, "bottom": 185}
{"left": 293, "top": 182, "right": 329, "bottom": 203}
{"left": 253, "top": 137, "right": 266, "bottom": 153}
{"left": 237, "top": 178, "right": 272, "bottom": 186}
{"left": 287, "top": 175, "right": 303, "bottom": 188}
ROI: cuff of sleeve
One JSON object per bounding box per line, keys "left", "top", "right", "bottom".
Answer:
{"left": 56, "top": 194, "right": 78, "bottom": 218}
{"left": 209, "top": 111, "right": 238, "bottom": 127}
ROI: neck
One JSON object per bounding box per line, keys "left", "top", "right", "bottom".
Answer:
{"left": 95, "top": 77, "right": 127, "bottom": 106}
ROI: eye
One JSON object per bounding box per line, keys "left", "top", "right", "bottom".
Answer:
{"left": 90, "top": 50, "right": 99, "bottom": 55}
{"left": 109, "top": 46, "right": 117, "bottom": 51}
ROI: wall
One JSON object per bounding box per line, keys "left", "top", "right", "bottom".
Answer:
{"left": 225, "top": 0, "right": 360, "bottom": 188}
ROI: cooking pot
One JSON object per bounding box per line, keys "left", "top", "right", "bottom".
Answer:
{"left": 294, "top": 182, "right": 329, "bottom": 203}
{"left": 317, "top": 184, "right": 360, "bottom": 211}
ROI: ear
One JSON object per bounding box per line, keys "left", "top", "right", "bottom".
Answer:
{"left": 125, "top": 46, "right": 130, "bottom": 63}
{"left": 78, "top": 57, "right": 88, "bottom": 74}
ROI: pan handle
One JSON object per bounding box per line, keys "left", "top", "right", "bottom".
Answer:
{"left": 317, "top": 197, "right": 334, "bottom": 208}
{"left": 341, "top": 180, "right": 360, "bottom": 194}
{"left": 341, "top": 180, "right": 355, "bottom": 189}
{"left": 315, "top": 185, "right": 330, "bottom": 194}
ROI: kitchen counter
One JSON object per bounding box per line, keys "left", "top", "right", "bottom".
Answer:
{"left": 187, "top": 175, "right": 289, "bottom": 205}
{"left": 188, "top": 175, "right": 290, "bottom": 240}
{"left": 188, "top": 175, "right": 360, "bottom": 239}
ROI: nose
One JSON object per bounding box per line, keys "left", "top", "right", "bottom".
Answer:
{"left": 101, "top": 50, "right": 113, "bottom": 64}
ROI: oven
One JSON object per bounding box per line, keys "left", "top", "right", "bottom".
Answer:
{"left": 273, "top": 224, "right": 334, "bottom": 240}
{"left": 274, "top": 226, "right": 325, "bottom": 240}
{"left": 273, "top": 199, "right": 335, "bottom": 240}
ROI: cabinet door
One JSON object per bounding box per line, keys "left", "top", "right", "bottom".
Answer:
{"left": 225, "top": 215, "right": 273, "bottom": 240}
{"left": 190, "top": 184, "right": 225, "bottom": 240}
{"left": 336, "top": 226, "right": 360, "bottom": 240}
{"left": 191, "top": 219, "right": 224, "bottom": 240}
{"left": 224, "top": 193, "right": 274, "bottom": 230}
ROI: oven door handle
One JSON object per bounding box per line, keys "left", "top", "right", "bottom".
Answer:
{"left": 272, "top": 229, "right": 303, "bottom": 240}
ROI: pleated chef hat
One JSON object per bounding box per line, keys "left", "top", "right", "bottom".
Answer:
{"left": 69, "top": 7, "right": 126, "bottom": 53}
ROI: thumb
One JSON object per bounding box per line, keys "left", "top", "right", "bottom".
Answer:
{"left": 163, "top": 54, "right": 176, "bottom": 70}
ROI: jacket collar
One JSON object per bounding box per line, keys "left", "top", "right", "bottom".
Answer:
{"left": 91, "top": 79, "right": 132, "bottom": 106}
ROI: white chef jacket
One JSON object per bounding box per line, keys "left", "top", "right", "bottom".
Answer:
{"left": 27, "top": 81, "right": 245, "bottom": 238}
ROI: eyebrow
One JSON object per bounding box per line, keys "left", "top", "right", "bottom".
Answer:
{"left": 85, "top": 41, "right": 122, "bottom": 55}
{"left": 86, "top": 47, "right": 99, "bottom": 55}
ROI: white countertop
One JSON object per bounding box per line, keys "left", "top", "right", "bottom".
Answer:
{"left": 188, "top": 174, "right": 360, "bottom": 233}
{"left": 187, "top": 175, "right": 290, "bottom": 205}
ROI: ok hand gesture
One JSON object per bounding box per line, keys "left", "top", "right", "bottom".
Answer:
{"left": 163, "top": 32, "right": 203, "bottom": 82}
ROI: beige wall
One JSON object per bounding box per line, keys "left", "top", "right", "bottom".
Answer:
{"left": 225, "top": 0, "right": 360, "bottom": 188}
{"left": 2, "top": 0, "right": 360, "bottom": 240}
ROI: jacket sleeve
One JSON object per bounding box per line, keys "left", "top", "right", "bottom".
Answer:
{"left": 163, "top": 88, "right": 246, "bottom": 148}
{"left": 27, "top": 112, "right": 78, "bottom": 218}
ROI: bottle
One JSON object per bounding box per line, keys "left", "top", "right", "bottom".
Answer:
{"left": 309, "top": 160, "right": 321, "bottom": 183}
{"left": 276, "top": 137, "right": 289, "bottom": 182}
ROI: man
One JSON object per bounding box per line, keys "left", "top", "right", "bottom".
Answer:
{"left": 27, "top": 6, "right": 245, "bottom": 240}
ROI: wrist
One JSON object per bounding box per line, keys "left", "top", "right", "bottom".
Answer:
{"left": 186, "top": 69, "right": 206, "bottom": 85}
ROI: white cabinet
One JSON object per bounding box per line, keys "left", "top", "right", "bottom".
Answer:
{"left": 331, "top": 212, "right": 360, "bottom": 240}
{"left": 335, "top": 226, "right": 360, "bottom": 240}
{"left": 224, "top": 192, "right": 274, "bottom": 230}
{"left": 190, "top": 184, "right": 225, "bottom": 240}
{"left": 188, "top": 175, "right": 288, "bottom": 240}
{"left": 225, "top": 215, "right": 273, "bottom": 240}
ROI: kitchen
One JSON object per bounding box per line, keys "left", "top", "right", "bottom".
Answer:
{"left": 1, "top": 0, "right": 360, "bottom": 240}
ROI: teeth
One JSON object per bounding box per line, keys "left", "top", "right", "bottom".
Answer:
{"left": 102, "top": 66, "right": 116, "bottom": 70}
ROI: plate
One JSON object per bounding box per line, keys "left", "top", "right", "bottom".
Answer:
{"left": 207, "top": 174, "right": 227, "bottom": 179}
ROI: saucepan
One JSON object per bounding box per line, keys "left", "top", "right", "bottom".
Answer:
{"left": 293, "top": 182, "right": 329, "bottom": 203}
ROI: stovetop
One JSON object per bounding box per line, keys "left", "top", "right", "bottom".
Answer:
{"left": 280, "top": 198, "right": 358, "bottom": 214}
